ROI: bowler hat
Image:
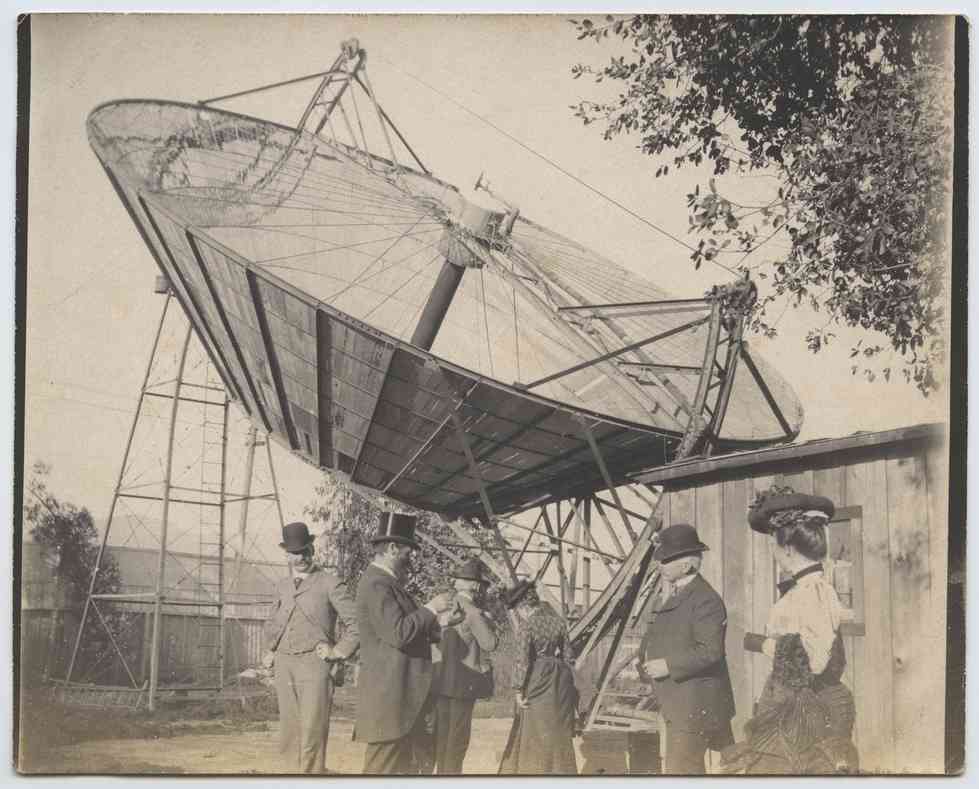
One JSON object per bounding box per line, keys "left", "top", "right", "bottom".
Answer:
{"left": 279, "top": 521, "right": 315, "bottom": 552}
{"left": 653, "top": 523, "right": 709, "bottom": 563}
{"left": 503, "top": 578, "right": 537, "bottom": 609}
{"left": 451, "top": 558, "right": 489, "bottom": 584}
{"left": 372, "top": 511, "right": 421, "bottom": 549}
{"left": 747, "top": 492, "right": 835, "bottom": 534}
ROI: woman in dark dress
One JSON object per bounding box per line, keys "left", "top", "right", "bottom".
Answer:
{"left": 498, "top": 580, "right": 578, "bottom": 775}
{"left": 723, "top": 488, "right": 859, "bottom": 775}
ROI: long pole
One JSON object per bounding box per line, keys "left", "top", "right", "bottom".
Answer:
{"left": 217, "top": 391, "right": 229, "bottom": 691}
{"left": 568, "top": 500, "right": 582, "bottom": 609}
{"left": 148, "top": 323, "right": 194, "bottom": 711}
{"left": 496, "top": 517, "right": 621, "bottom": 562}
{"left": 64, "top": 294, "right": 173, "bottom": 687}
{"left": 488, "top": 247, "right": 669, "bottom": 428}
{"left": 583, "top": 557, "right": 592, "bottom": 610}
{"left": 232, "top": 425, "right": 258, "bottom": 589}
{"left": 265, "top": 434, "right": 286, "bottom": 530}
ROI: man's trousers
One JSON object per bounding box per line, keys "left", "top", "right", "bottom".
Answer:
{"left": 362, "top": 697, "right": 434, "bottom": 774}
{"left": 663, "top": 724, "right": 709, "bottom": 775}
{"left": 433, "top": 695, "right": 476, "bottom": 774}
{"left": 274, "top": 651, "right": 334, "bottom": 773}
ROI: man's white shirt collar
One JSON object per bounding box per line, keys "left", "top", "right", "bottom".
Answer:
{"left": 675, "top": 573, "right": 698, "bottom": 589}
{"left": 370, "top": 560, "right": 397, "bottom": 579}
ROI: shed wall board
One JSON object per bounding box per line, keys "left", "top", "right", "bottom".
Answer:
{"left": 748, "top": 474, "right": 775, "bottom": 710}
{"left": 695, "top": 483, "right": 723, "bottom": 593}
{"left": 885, "top": 448, "right": 936, "bottom": 771}
{"left": 720, "top": 477, "right": 751, "bottom": 740}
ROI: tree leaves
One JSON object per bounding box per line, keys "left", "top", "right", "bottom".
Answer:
{"left": 305, "top": 473, "right": 504, "bottom": 605}
{"left": 571, "top": 14, "right": 951, "bottom": 395}
{"left": 26, "top": 462, "right": 131, "bottom": 682}
{"left": 26, "top": 461, "right": 121, "bottom": 600}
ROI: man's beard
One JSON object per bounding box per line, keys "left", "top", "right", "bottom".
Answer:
{"left": 392, "top": 555, "right": 409, "bottom": 580}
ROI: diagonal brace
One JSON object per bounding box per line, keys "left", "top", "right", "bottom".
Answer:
{"left": 383, "top": 381, "right": 479, "bottom": 494}
{"left": 521, "top": 315, "right": 710, "bottom": 391}
{"left": 740, "top": 342, "right": 794, "bottom": 438}
{"left": 576, "top": 417, "right": 638, "bottom": 543}
{"left": 91, "top": 600, "right": 141, "bottom": 689}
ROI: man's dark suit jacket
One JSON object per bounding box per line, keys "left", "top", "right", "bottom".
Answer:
{"left": 354, "top": 564, "right": 441, "bottom": 743}
{"left": 432, "top": 599, "right": 497, "bottom": 699}
{"left": 639, "top": 574, "right": 736, "bottom": 737}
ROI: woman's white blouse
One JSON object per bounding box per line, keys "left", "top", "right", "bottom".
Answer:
{"left": 765, "top": 570, "right": 847, "bottom": 675}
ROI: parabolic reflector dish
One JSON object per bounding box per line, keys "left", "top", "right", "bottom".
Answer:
{"left": 87, "top": 60, "right": 802, "bottom": 519}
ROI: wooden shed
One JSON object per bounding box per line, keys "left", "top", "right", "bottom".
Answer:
{"left": 632, "top": 422, "right": 950, "bottom": 774}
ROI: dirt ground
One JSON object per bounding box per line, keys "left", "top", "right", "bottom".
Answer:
{"left": 29, "top": 718, "right": 519, "bottom": 775}
{"left": 18, "top": 688, "right": 645, "bottom": 775}
{"left": 17, "top": 689, "right": 523, "bottom": 775}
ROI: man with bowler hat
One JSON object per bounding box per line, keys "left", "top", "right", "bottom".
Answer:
{"left": 636, "top": 523, "right": 735, "bottom": 774}
{"left": 431, "top": 558, "right": 498, "bottom": 774}
{"left": 262, "top": 521, "right": 359, "bottom": 773}
{"left": 354, "top": 512, "right": 463, "bottom": 774}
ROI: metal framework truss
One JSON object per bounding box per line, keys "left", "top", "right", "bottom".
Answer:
{"left": 62, "top": 294, "right": 287, "bottom": 711}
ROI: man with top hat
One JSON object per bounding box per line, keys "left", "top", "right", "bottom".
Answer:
{"left": 261, "top": 521, "right": 359, "bottom": 774}
{"left": 354, "top": 511, "right": 464, "bottom": 774}
{"left": 636, "top": 523, "right": 735, "bottom": 774}
{"left": 430, "top": 558, "right": 499, "bottom": 774}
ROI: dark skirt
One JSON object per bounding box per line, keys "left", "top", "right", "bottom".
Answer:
{"left": 499, "top": 657, "right": 579, "bottom": 775}
{"left": 722, "top": 634, "right": 859, "bottom": 775}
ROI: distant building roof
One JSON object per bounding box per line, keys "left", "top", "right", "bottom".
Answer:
{"left": 21, "top": 540, "right": 286, "bottom": 616}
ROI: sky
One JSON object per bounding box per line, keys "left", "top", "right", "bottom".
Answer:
{"left": 23, "top": 14, "right": 950, "bottom": 566}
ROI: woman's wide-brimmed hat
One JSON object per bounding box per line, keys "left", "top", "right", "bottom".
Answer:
{"left": 450, "top": 558, "right": 490, "bottom": 584}
{"left": 653, "top": 523, "right": 709, "bottom": 563}
{"left": 371, "top": 511, "right": 421, "bottom": 549}
{"left": 279, "top": 521, "right": 316, "bottom": 552}
{"left": 747, "top": 492, "right": 835, "bottom": 534}
{"left": 503, "top": 579, "right": 537, "bottom": 609}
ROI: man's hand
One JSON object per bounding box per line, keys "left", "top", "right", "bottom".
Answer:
{"left": 426, "top": 591, "right": 456, "bottom": 614}
{"left": 515, "top": 692, "right": 530, "bottom": 709}
{"left": 761, "top": 637, "right": 776, "bottom": 659}
{"left": 455, "top": 595, "right": 478, "bottom": 613}
{"left": 641, "top": 658, "right": 669, "bottom": 679}
{"left": 315, "top": 642, "right": 336, "bottom": 661}
{"left": 261, "top": 650, "right": 275, "bottom": 669}
{"left": 439, "top": 604, "right": 465, "bottom": 628}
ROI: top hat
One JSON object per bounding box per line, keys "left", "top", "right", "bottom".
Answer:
{"left": 450, "top": 558, "right": 489, "bottom": 584}
{"left": 653, "top": 523, "right": 709, "bottom": 563}
{"left": 747, "top": 493, "right": 835, "bottom": 534}
{"left": 279, "top": 521, "right": 315, "bottom": 553}
{"left": 503, "top": 578, "right": 537, "bottom": 609}
{"left": 372, "top": 512, "right": 421, "bottom": 549}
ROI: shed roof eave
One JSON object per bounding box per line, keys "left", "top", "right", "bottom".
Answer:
{"left": 629, "top": 422, "right": 946, "bottom": 488}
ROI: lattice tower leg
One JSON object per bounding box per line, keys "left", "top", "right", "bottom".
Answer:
{"left": 147, "top": 322, "right": 194, "bottom": 711}
{"left": 64, "top": 294, "right": 175, "bottom": 693}
{"left": 63, "top": 291, "right": 288, "bottom": 711}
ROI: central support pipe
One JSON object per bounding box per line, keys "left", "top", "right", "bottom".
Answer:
{"left": 410, "top": 258, "right": 466, "bottom": 350}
